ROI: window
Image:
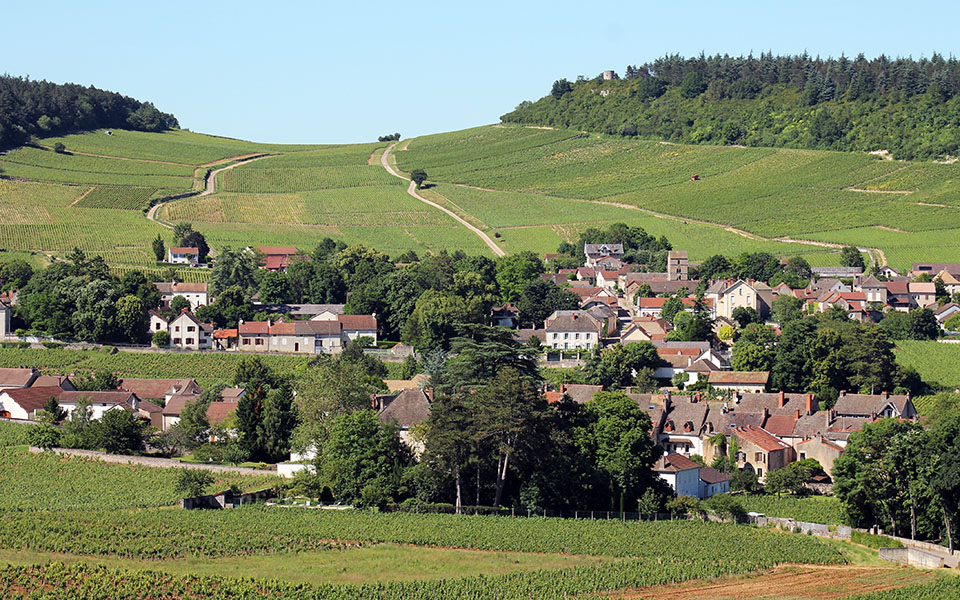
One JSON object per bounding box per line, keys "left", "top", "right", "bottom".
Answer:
{"left": 800, "top": 452, "right": 806, "bottom": 460}
{"left": 186, "top": 338, "right": 194, "bottom": 345}
{"left": 757, "top": 468, "right": 763, "bottom": 478}
{"left": 755, "top": 452, "right": 764, "bottom": 463}
{"left": 155, "top": 323, "right": 161, "bottom": 330}
{"left": 282, "top": 338, "right": 287, "bottom": 345}
{"left": 563, "top": 333, "right": 569, "bottom": 339}
{"left": 175, "top": 326, "right": 180, "bottom": 332}
{"left": 173, "top": 338, "right": 181, "bottom": 345}
{"left": 552, "top": 333, "right": 558, "bottom": 340}
{"left": 575, "top": 333, "right": 580, "bottom": 340}
{"left": 243, "top": 339, "right": 251, "bottom": 345}
{"left": 187, "top": 326, "right": 195, "bottom": 332}
{"left": 255, "top": 338, "right": 264, "bottom": 346}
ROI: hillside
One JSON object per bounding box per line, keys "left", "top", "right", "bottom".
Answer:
{"left": 502, "top": 53, "right": 960, "bottom": 160}
{"left": 0, "top": 76, "right": 178, "bottom": 149}
{"left": 395, "top": 125, "right": 960, "bottom": 271}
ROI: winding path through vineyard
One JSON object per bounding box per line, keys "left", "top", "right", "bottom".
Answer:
{"left": 380, "top": 143, "right": 506, "bottom": 257}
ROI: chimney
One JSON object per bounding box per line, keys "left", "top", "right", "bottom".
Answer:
{"left": 425, "top": 388, "right": 434, "bottom": 403}
{"left": 694, "top": 391, "right": 700, "bottom": 404}
{"left": 795, "top": 409, "right": 800, "bottom": 420}
{"left": 882, "top": 390, "right": 888, "bottom": 400}
{"left": 839, "top": 390, "right": 846, "bottom": 397}
{"left": 778, "top": 390, "right": 786, "bottom": 408}
{"left": 870, "top": 411, "right": 877, "bottom": 421}
{"left": 805, "top": 393, "right": 815, "bottom": 415}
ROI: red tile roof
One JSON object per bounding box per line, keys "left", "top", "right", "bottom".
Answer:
{"left": 733, "top": 426, "right": 791, "bottom": 452}
{"left": 119, "top": 378, "right": 201, "bottom": 400}
{"left": 763, "top": 415, "right": 798, "bottom": 437}
{"left": 206, "top": 401, "right": 238, "bottom": 425}
{"left": 238, "top": 321, "right": 269, "bottom": 335}
{"left": 214, "top": 328, "right": 238, "bottom": 339}
{"left": 170, "top": 247, "right": 199, "bottom": 254}
{"left": 338, "top": 314, "right": 377, "bottom": 330}
{"left": 655, "top": 453, "right": 701, "bottom": 472}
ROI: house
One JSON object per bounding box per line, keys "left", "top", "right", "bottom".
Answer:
{"left": 544, "top": 310, "right": 601, "bottom": 351}
{"left": 31, "top": 374, "right": 76, "bottom": 391}
{"left": 809, "top": 278, "right": 850, "bottom": 294}
{"left": 0, "top": 387, "right": 151, "bottom": 422}
{"left": 384, "top": 373, "right": 431, "bottom": 392}
{"left": 655, "top": 346, "right": 722, "bottom": 384}
{"left": 154, "top": 282, "right": 209, "bottom": 310}
{"left": 667, "top": 251, "right": 689, "bottom": 281}
{"left": 253, "top": 246, "right": 301, "bottom": 272}
{"left": 795, "top": 436, "right": 844, "bottom": 478}
{"left": 583, "top": 243, "right": 624, "bottom": 267}
{"left": 654, "top": 453, "right": 701, "bottom": 498}
{"left": 544, "top": 383, "right": 602, "bottom": 404}
{"left": 620, "top": 317, "right": 670, "bottom": 344}
{"left": 118, "top": 378, "right": 202, "bottom": 403}
{"left": 0, "top": 367, "right": 40, "bottom": 391}
{"left": 707, "top": 371, "right": 769, "bottom": 394}
{"left": 811, "top": 266, "right": 863, "bottom": 279}
{"left": 167, "top": 310, "right": 213, "bottom": 350}
{"left": 0, "top": 298, "right": 11, "bottom": 336}
{"left": 168, "top": 247, "right": 200, "bottom": 266}
{"left": 268, "top": 321, "right": 328, "bottom": 354}
{"left": 934, "top": 270, "right": 960, "bottom": 295}
{"left": 375, "top": 388, "right": 432, "bottom": 455}
{"left": 338, "top": 314, "right": 378, "bottom": 344}
{"left": 657, "top": 394, "right": 710, "bottom": 455}
{"left": 213, "top": 328, "right": 238, "bottom": 349}
{"left": 149, "top": 310, "right": 169, "bottom": 337}
{"left": 637, "top": 296, "right": 714, "bottom": 319}
{"left": 730, "top": 426, "right": 795, "bottom": 481}
{"left": 909, "top": 282, "right": 937, "bottom": 309}
{"left": 910, "top": 262, "right": 960, "bottom": 279}
{"left": 699, "top": 467, "right": 730, "bottom": 498}
{"left": 935, "top": 303, "right": 960, "bottom": 328}
{"left": 706, "top": 279, "right": 773, "bottom": 320}
{"left": 883, "top": 280, "right": 913, "bottom": 311}
{"left": 237, "top": 320, "right": 270, "bottom": 351}
{"left": 490, "top": 304, "right": 519, "bottom": 328}
{"left": 857, "top": 276, "right": 888, "bottom": 304}
{"left": 833, "top": 390, "right": 917, "bottom": 420}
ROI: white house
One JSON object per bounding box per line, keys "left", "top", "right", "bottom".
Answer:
{"left": 167, "top": 247, "right": 200, "bottom": 266}
{"left": 654, "top": 453, "right": 701, "bottom": 498}
{"left": 698, "top": 467, "right": 731, "bottom": 498}
{"left": 0, "top": 387, "right": 152, "bottom": 422}
{"left": 167, "top": 310, "right": 213, "bottom": 350}
{"left": 0, "top": 299, "right": 11, "bottom": 337}
{"left": 544, "top": 310, "right": 601, "bottom": 351}
{"left": 154, "top": 282, "right": 209, "bottom": 310}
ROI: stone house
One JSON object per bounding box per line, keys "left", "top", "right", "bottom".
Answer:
{"left": 706, "top": 279, "right": 773, "bottom": 320}
{"left": 731, "top": 425, "right": 795, "bottom": 482}
{"left": 544, "top": 310, "right": 601, "bottom": 351}
{"left": 707, "top": 371, "right": 770, "bottom": 394}
{"left": 154, "top": 282, "right": 209, "bottom": 310}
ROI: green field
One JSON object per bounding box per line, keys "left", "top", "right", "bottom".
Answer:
{"left": 739, "top": 494, "right": 847, "bottom": 524}
{"left": 893, "top": 340, "right": 960, "bottom": 391}
{"left": 396, "top": 125, "right": 960, "bottom": 269}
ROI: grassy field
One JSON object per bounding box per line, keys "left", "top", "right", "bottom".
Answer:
{"left": 396, "top": 125, "right": 960, "bottom": 269}
{"left": 739, "top": 494, "right": 847, "bottom": 524}
{"left": 894, "top": 341, "right": 960, "bottom": 391}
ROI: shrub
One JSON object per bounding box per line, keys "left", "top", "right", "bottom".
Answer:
{"left": 53, "top": 142, "right": 66, "bottom": 154}
{"left": 173, "top": 468, "right": 215, "bottom": 498}
{"left": 27, "top": 425, "right": 61, "bottom": 449}
{"left": 152, "top": 330, "right": 170, "bottom": 347}
{"left": 851, "top": 530, "right": 903, "bottom": 549}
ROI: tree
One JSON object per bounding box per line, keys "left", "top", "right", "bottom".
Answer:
{"left": 772, "top": 294, "right": 803, "bottom": 324}
{"left": 152, "top": 330, "right": 170, "bottom": 347}
{"left": 90, "top": 409, "right": 148, "bottom": 453}
{"left": 473, "top": 368, "right": 549, "bottom": 507}
{"left": 321, "top": 410, "right": 405, "bottom": 506}
{"left": 705, "top": 493, "right": 745, "bottom": 522}
{"left": 115, "top": 294, "right": 147, "bottom": 343}
{"left": 732, "top": 306, "right": 762, "bottom": 328}
{"left": 180, "top": 231, "right": 209, "bottom": 263}
{"left": 72, "top": 370, "right": 120, "bottom": 392}
{"left": 678, "top": 72, "right": 706, "bottom": 98}
{"left": 173, "top": 468, "right": 215, "bottom": 498}
{"left": 574, "top": 391, "right": 662, "bottom": 512}
{"left": 551, "top": 79, "right": 573, "bottom": 99}
{"left": 170, "top": 295, "right": 190, "bottom": 315}
{"left": 41, "top": 397, "right": 67, "bottom": 422}
{"left": 495, "top": 252, "right": 543, "bottom": 304}
{"left": 422, "top": 392, "right": 474, "bottom": 513}
{"left": 731, "top": 341, "right": 774, "bottom": 372}
{"left": 209, "top": 248, "right": 259, "bottom": 295}
{"left": 841, "top": 246, "right": 866, "bottom": 269}
{"left": 517, "top": 278, "right": 579, "bottom": 328}
{"left": 28, "top": 425, "right": 61, "bottom": 449}
{"left": 410, "top": 169, "right": 428, "bottom": 189}
{"left": 764, "top": 461, "right": 811, "bottom": 497}
{"left": 152, "top": 234, "right": 165, "bottom": 262}
{"left": 118, "top": 270, "right": 161, "bottom": 309}
{"left": 0, "top": 258, "right": 33, "bottom": 291}
{"left": 660, "top": 297, "right": 684, "bottom": 324}
{"left": 258, "top": 271, "right": 292, "bottom": 304}
{"left": 53, "top": 142, "right": 66, "bottom": 154}
{"left": 178, "top": 395, "right": 212, "bottom": 450}
{"left": 583, "top": 342, "right": 660, "bottom": 389}
{"left": 785, "top": 256, "right": 813, "bottom": 280}
{"left": 258, "top": 384, "right": 298, "bottom": 463}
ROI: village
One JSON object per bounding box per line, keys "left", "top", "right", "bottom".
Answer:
{"left": 0, "top": 240, "right": 953, "bottom": 504}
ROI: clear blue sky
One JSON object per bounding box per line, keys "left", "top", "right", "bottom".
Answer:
{"left": 6, "top": 1, "right": 957, "bottom": 144}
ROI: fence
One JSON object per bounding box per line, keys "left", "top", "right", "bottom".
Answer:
{"left": 384, "top": 504, "right": 689, "bottom": 522}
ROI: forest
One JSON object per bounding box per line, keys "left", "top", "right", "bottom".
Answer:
{"left": 502, "top": 53, "right": 960, "bottom": 160}
{"left": 0, "top": 76, "right": 178, "bottom": 150}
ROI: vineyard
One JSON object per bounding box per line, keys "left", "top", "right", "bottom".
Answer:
{"left": 0, "top": 449, "right": 279, "bottom": 511}
{"left": 0, "top": 421, "right": 35, "bottom": 446}
{"left": 73, "top": 185, "right": 160, "bottom": 210}
{"left": 739, "top": 494, "right": 847, "bottom": 524}
{"left": 221, "top": 165, "right": 401, "bottom": 193}
{"left": 397, "top": 125, "right": 960, "bottom": 266}
{"left": 893, "top": 341, "right": 960, "bottom": 391}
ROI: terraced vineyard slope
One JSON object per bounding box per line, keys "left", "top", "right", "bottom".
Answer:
{"left": 396, "top": 125, "right": 960, "bottom": 269}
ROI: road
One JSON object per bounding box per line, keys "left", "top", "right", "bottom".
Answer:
{"left": 380, "top": 143, "right": 506, "bottom": 257}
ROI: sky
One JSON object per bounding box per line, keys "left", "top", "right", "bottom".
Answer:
{"left": 5, "top": 1, "right": 958, "bottom": 144}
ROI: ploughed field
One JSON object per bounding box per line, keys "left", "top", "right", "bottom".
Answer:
{"left": 395, "top": 125, "right": 960, "bottom": 270}
{"left": 0, "top": 445, "right": 898, "bottom": 600}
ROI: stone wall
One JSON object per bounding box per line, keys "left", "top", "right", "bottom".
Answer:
{"left": 879, "top": 547, "right": 944, "bottom": 568}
